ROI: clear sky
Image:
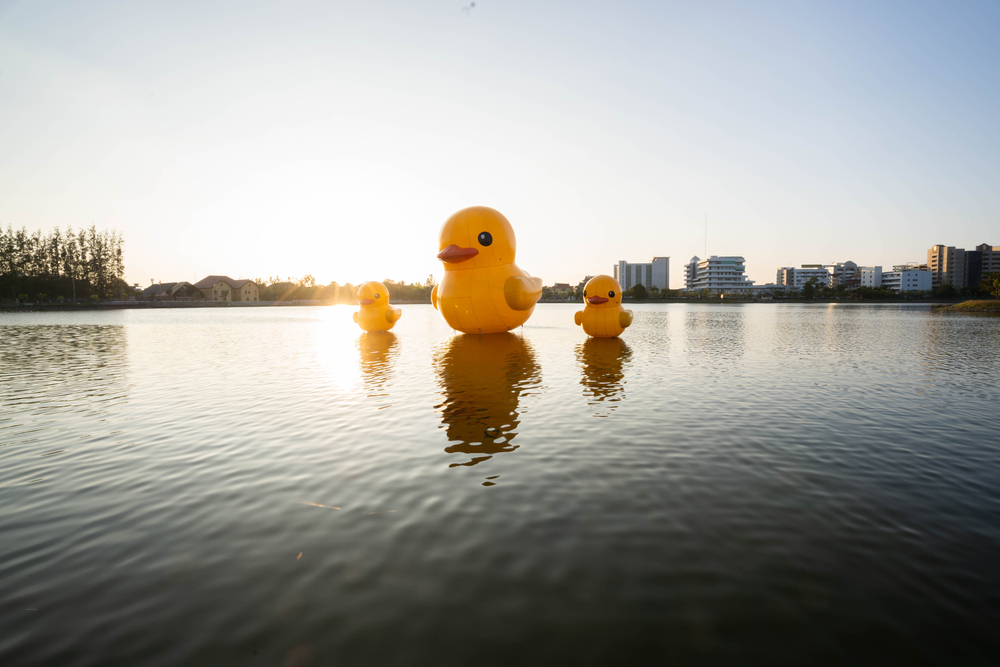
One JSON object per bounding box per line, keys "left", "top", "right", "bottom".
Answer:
{"left": 1, "top": 0, "right": 998, "bottom": 289}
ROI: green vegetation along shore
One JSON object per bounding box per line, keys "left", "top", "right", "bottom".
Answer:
{"left": 934, "top": 300, "right": 1000, "bottom": 313}
{"left": 1, "top": 224, "right": 128, "bottom": 302}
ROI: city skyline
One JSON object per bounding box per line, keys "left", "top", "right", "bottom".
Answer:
{"left": 2, "top": 1, "right": 998, "bottom": 288}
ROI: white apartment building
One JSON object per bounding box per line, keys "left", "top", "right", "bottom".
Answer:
{"left": 685, "top": 259, "right": 699, "bottom": 290}
{"left": 614, "top": 257, "right": 670, "bottom": 291}
{"left": 777, "top": 265, "right": 832, "bottom": 289}
{"left": 798, "top": 266, "right": 833, "bottom": 288}
{"left": 859, "top": 266, "right": 883, "bottom": 288}
{"left": 882, "top": 269, "right": 931, "bottom": 292}
{"left": 828, "top": 261, "right": 859, "bottom": 287}
{"left": 859, "top": 266, "right": 930, "bottom": 292}
{"left": 685, "top": 256, "right": 755, "bottom": 293}
{"left": 776, "top": 262, "right": 858, "bottom": 289}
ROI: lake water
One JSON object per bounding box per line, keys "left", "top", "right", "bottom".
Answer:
{"left": 2, "top": 303, "right": 999, "bottom": 665}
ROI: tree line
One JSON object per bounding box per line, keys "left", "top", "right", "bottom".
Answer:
{"left": 252, "top": 275, "right": 437, "bottom": 303}
{"left": 542, "top": 283, "right": 683, "bottom": 300}
{"left": 0, "top": 225, "right": 127, "bottom": 302}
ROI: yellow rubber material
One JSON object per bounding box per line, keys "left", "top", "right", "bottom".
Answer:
{"left": 575, "top": 275, "right": 632, "bottom": 338}
{"left": 354, "top": 281, "right": 402, "bottom": 332}
{"left": 433, "top": 207, "right": 542, "bottom": 334}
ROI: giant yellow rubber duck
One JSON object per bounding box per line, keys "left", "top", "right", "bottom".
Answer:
{"left": 432, "top": 206, "right": 543, "bottom": 334}
{"left": 353, "top": 281, "right": 401, "bottom": 332}
{"left": 574, "top": 275, "right": 633, "bottom": 338}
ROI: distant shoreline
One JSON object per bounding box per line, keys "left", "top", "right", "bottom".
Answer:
{"left": 539, "top": 298, "right": 965, "bottom": 305}
{"left": 0, "top": 300, "right": 362, "bottom": 312}
{"left": 1, "top": 298, "right": 973, "bottom": 313}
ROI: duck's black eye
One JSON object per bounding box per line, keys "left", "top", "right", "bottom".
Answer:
{"left": 477, "top": 231, "right": 493, "bottom": 246}
{"left": 374, "top": 293, "right": 380, "bottom": 299}
{"left": 583, "top": 290, "right": 587, "bottom": 297}
{"left": 608, "top": 290, "right": 615, "bottom": 298}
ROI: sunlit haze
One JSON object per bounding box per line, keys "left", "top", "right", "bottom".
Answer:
{"left": 2, "top": 0, "right": 998, "bottom": 288}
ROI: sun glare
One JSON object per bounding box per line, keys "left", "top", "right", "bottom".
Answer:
{"left": 314, "top": 305, "right": 363, "bottom": 390}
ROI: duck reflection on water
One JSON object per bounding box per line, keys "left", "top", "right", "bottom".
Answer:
{"left": 434, "top": 333, "right": 541, "bottom": 468}
{"left": 576, "top": 337, "right": 632, "bottom": 416}
{"left": 357, "top": 332, "right": 399, "bottom": 400}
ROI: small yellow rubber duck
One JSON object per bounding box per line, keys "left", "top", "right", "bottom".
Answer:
{"left": 353, "top": 281, "right": 402, "bottom": 332}
{"left": 574, "top": 275, "right": 633, "bottom": 338}
{"left": 432, "top": 206, "right": 543, "bottom": 334}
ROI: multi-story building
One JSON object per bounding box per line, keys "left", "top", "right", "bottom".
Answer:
{"left": 965, "top": 244, "right": 1000, "bottom": 288}
{"left": 860, "top": 266, "right": 931, "bottom": 292}
{"left": 927, "top": 243, "right": 999, "bottom": 288}
{"left": 798, "top": 264, "right": 832, "bottom": 288}
{"left": 194, "top": 275, "right": 260, "bottom": 302}
{"left": 881, "top": 269, "right": 931, "bottom": 292}
{"left": 776, "top": 266, "right": 832, "bottom": 288}
{"left": 685, "top": 256, "right": 755, "bottom": 293}
{"left": 859, "top": 266, "right": 883, "bottom": 288}
{"left": 687, "top": 259, "right": 702, "bottom": 291}
{"left": 927, "top": 245, "right": 966, "bottom": 288}
{"left": 777, "top": 261, "right": 857, "bottom": 289}
{"left": 827, "top": 261, "right": 859, "bottom": 288}
{"left": 614, "top": 257, "right": 669, "bottom": 291}
{"left": 982, "top": 244, "right": 1000, "bottom": 273}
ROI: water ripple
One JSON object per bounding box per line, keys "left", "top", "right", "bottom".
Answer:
{"left": 1, "top": 305, "right": 999, "bottom": 664}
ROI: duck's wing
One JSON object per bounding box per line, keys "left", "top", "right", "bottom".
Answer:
{"left": 574, "top": 310, "right": 584, "bottom": 326}
{"left": 431, "top": 283, "right": 439, "bottom": 310}
{"left": 619, "top": 309, "right": 633, "bottom": 328}
{"left": 353, "top": 311, "right": 359, "bottom": 323}
{"left": 503, "top": 275, "right": 543, "bottom": 311}
{"left": 385, "top": 307, "right": 402, "bottom": 323}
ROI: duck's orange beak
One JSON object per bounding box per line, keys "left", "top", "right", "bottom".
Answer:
{"left": 437, "top": 244, "right": 479, "bottom": 263}
{"left": 587, "top": 295, "right": 609, "bottom": 304}
{"left": 359, "top": 298, "right": 375, "bottom": 306}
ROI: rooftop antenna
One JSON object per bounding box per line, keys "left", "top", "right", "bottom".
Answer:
{"left": 462, "top": 2, "right": 475, "bottom": 17}
{"left": 704, "top": 213, "right": 707, "bottom": 257}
